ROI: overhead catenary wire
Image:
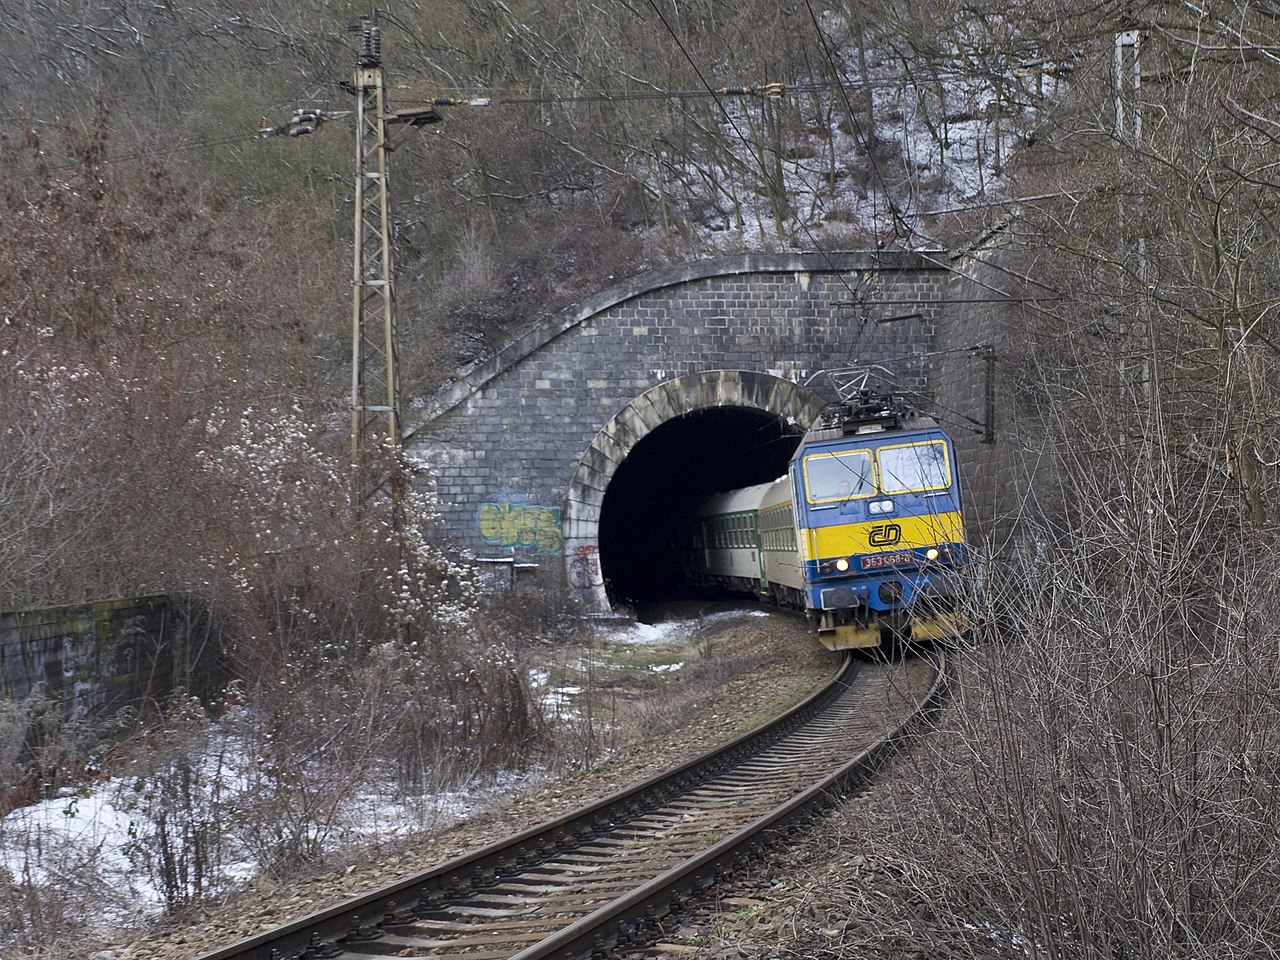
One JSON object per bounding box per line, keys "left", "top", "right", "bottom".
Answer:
{"left": 5, "top": 58, "right": 1067, "bottom": 225}
{"left": 8, "top": 9, "right": 1048, "bottom": 425}
{"left": 14, "top": 78, "right": 801, "bottom": 182}
{"left": 382, "top": 10, "right": 1013, "bottom": 436}
{"left": 388, "top": 65, "right": 1033, "bottom": 104}
{"left": 624, "top": 0, "right": 1014, "bottom": 441}
{"left": 396, "top": 83, "right": 792, "bottom": 107}
{"left": 802, "top": 0, "right": 910, "bottom": 252}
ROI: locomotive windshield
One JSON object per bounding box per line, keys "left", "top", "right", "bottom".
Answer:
{"left": 803, "top": 439, "right": 952, "bottom": 502}
{"left": 802, "top": 449, "right": 874, "bottom": 502}
{"left": 878, "top": 440, "right": 951, "bottom": 494}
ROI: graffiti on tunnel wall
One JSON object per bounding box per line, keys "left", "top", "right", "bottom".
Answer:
{"left": 477, "top": 499, "right": 564, "bottom": 554}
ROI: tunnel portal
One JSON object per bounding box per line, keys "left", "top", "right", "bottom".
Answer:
{"left": 598, "top": 407, "right": 801, "bottom": 607}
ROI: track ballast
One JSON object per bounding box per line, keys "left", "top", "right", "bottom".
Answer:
{"left": 196, "top": 646, "right": 944, "bottom": 960}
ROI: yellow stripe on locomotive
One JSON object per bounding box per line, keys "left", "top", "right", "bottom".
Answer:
{"left": 804, "top": 511, "right": 964, "bottom": 565}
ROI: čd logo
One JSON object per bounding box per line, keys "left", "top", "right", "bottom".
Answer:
{"left": 869, "top": 523, "right": 902, "bottom": 546}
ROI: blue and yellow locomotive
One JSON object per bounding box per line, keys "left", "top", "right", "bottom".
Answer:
{"left": 698, "top": 393, "right": 967, "bottom": 649}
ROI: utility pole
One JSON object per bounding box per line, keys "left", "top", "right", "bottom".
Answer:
{"left": 346, "top": 13, "right": 440, "bottom": 518}
{"left": 1114, "top": 29, "right": 1150, "bottom": 399}
{"left": 1113, "top": 30, "right": 1141, "bottom": 146}
{"left": 349, "top": 16, "right": 400, "bottom": 509}
{"left": 340, "top": 13, "right": 442, "bottom": 643}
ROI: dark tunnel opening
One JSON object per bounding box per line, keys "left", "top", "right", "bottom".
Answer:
{"left": 597, "top": 407, "right": 802, "bottom": 608}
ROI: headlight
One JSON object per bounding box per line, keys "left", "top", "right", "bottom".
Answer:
{"left": 819, "top": 557, "right": 853, "bottom": 575}
{"left": 925, "top": 547, "right": 940, "bottom": 561}
{"left": 868, "top": 499, "right": 895, "bottom": 515}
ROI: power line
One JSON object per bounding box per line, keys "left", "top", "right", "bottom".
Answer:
{"left": 0, "top": 63, "right": 1051, "bottom": 199}
{"left": 390, "top": 59, "right": 1063, "bottom": 106}
{"left": 392, "top": 83, "right": 796, "bottom": 108}
{"left": 803, "top": 0, "right": 909, "bottom": 252}
{"left": 0, "top": 84, "right": 791, "bottom": 185}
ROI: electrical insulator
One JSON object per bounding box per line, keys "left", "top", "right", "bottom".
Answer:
{"left": 359, "top": 23, "right": 382, "bottom": 66}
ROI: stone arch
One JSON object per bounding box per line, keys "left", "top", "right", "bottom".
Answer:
{"left": 561, "top": 370, "right": 828, "bottom": 612}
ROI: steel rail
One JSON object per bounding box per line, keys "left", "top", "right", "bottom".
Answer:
{"left": 195, "top": 645, "right": 945, "bottom": 960}
{"left": 511, "top": 649, "right": 947, "bottom": 960}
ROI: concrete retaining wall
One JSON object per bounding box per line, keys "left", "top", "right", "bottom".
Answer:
{"left": 0, "top": 597, "right": 214, "bottom": 717}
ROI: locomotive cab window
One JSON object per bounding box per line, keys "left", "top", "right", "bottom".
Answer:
{"left": 877, "top": 440, "right": 951, "bottom": 494}
{"left": 803, "top": 449, "right": 874, "bottom": 503}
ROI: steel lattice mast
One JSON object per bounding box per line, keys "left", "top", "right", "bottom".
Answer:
{"left": 349, "top": 19, "right": 399, "bottom": 505}
{"left": 347, "top": 16, "right": 439, "bottom": 516}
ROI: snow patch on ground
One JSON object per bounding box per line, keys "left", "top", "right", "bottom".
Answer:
{"left": 0, "top": 729, "right": 541, "bottom": 939}
{"left": 613, "top": 620, "right": 682, "bottom": 645}
{"left": 1, "top": 792, "right": 158, "bottom": 907}
{"left": 607, "top": 608, "right": 770, "bottom": 647}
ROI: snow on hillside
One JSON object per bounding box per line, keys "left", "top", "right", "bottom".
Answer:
{"left": 663, "top": 27, "right": 1069, "bottom": 252}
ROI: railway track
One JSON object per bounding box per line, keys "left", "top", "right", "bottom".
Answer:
{"left": 197, "top": 648, "right": 945, "bottom": 960}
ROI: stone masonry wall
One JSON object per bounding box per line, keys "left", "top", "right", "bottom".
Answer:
{"left": 411, "top": 252, "right": 952, "bottom": 562}
{"left": 937, "top": 242, "right": 1031, "bottom": 554}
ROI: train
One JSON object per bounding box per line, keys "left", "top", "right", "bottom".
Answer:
{"left": 696, "top": 391, "right": 967, "bottom": 649}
